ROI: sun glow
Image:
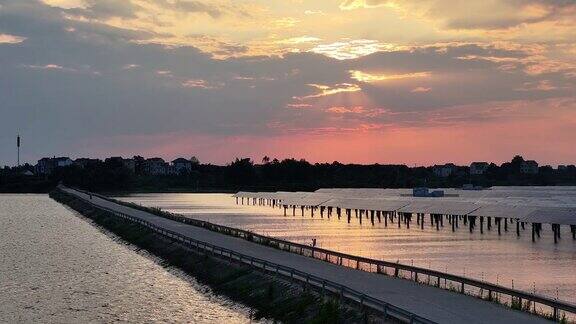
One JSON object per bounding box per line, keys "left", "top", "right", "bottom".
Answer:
{"left": 350, "top": 70, "right": 431, "bottom": 83}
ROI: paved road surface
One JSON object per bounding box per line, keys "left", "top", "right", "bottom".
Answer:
{"left": 62, "top": 187, "right": 549, "bottom": 324}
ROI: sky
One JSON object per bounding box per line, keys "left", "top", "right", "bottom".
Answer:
{"left": 1, "top": 0, "right": 575, "bottom": 166}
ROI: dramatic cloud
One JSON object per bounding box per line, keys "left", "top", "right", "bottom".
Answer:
{"left": 339, "top": 0, "right": 576, "bottom": 31}
{"left": 0, "top": 0, "right": 574, "bottom": 165}
{"left": 350, "top": 70, "right": 431, "bottom": 83}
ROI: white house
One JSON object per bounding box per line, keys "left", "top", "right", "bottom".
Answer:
{"left": 54, "top": 157, "right": 73, "bottom": 167}
{"left": 35, "top": 157, "right": 73, "bottom": 175}
{"left": 144, "top": 158, "right": 167, "bottom": 175}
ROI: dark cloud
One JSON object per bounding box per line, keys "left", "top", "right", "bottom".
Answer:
{"left": 0, "top": 0, "right": 574, "bottom": 164}
{"left": 65, "top": 0, "right": 141, "bottom": 19}
{"left": 436, "top": 0, "right": 576, "bottom": 30}
{"left": 157, "top": 0, "right": 223, "bottom": 18}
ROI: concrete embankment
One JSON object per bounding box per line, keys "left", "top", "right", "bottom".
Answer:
{"left": 59, "top": 186, "right": 552, "bottom": 324}
{"left": 50, "top": 188, "right": 386, "bottom": 323}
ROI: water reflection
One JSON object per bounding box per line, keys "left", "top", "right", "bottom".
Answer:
{"left": 118, "top": 193, "right": 576, "bottom": 304}
{"left": 0, "top": 194, "right": 257, "bottom": 323}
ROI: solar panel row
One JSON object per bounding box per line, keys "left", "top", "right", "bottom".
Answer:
{"left": 234, "top": 187, "right": 576, "bottom": 225}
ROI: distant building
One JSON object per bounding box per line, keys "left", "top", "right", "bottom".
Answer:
{"left": 520, "top": 160, "right": 539, "bottom": 174}
{"left": 74, "top": 158, "right": 101, "bottom": 168}
{"left": 413, "top": 187, "right": 444, "bottom": 197}
{"left": 104, "top": 157, "right": 136, "bottom": 173}
{"left": 35, "top": 157, "right": 73, "bottom": 175}
{"left": 413, "top": 187, "right": 429, "bottom": 197}
{"left": 36, "top": 158, "right": 53, "bottom": 175}
{"left": 470, "top": 162, "right": 489, "bottom": 175}
{"left": 143, "top": 158, "right": 167, "bottom": 175}
{"left": 433, "top": 163, "right": 457, "bottom": 177}
{"left": 172, "top": 158, "right": 192, "bottom": 174}
{"left": 54, "top": 157, "right": 73, "bottom": 168}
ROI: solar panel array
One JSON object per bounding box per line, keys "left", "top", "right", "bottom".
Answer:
{"left": 234, "top": 187, "right": 576, "bottom": 225}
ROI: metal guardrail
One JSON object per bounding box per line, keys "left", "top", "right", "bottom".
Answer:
{"left": 66, "top": 189, "right": 434, "bottom": 324}
{"left": 68, "top": 187, "right": 576, "bottom": 321}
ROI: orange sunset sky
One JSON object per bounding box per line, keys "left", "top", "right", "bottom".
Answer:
{"left": 1, "top": 0, "right": 575, "bottom": 165}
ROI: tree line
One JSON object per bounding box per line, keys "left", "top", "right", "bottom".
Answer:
{"left": 1, "top": 155, "right": 575, "bottom": 193}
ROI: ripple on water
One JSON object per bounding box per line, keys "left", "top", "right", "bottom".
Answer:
{"left": 118, "top": 193, "right": 576, "bottom": 304}
{"left": 0, "top": 194, "right": 258, "bottom": 323}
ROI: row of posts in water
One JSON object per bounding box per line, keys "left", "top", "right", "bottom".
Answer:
{"left": 236, "top": 196, "right": 576, "bottom": 244}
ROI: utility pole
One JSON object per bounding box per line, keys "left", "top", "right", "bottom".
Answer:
{"left": 17, "top": 134, "right": 20, "bottom": 167}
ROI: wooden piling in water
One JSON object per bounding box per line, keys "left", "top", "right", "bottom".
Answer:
{"left": 384, "top": 212, "right": 388, "bottom": 227}
{"left": 553, "top": 224, "right": 559, "bottom": 244}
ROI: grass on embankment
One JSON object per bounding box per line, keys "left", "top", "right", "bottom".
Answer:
{"left": 50, "top": 189, "right": 390, "bottom": 324}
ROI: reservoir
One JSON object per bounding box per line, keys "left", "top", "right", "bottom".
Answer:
{"left": 0, "top": 194, "right": 257, "bottom": 323}
{"left": 117, "top": 192, "right": 576, "bottom": 305}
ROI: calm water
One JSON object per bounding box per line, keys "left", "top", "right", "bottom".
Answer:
{"left": 0, "top": 194, "right": 257, "bottom": 323}
{"left": 118, "top": 193, "right": 576, "bottom": 304}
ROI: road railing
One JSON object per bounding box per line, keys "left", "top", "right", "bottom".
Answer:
{"left": 67, "top": 186, "right": 575, "bottom": 321}
{"left": 63, "top": 188, "right": 434, "bottom": 324}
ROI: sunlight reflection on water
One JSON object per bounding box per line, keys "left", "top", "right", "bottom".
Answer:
{"left": 118, "top": 193, "right": 576, "bottom": 304}
{"left": 0, "top": 194, "right": 258, "bottom": 323}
